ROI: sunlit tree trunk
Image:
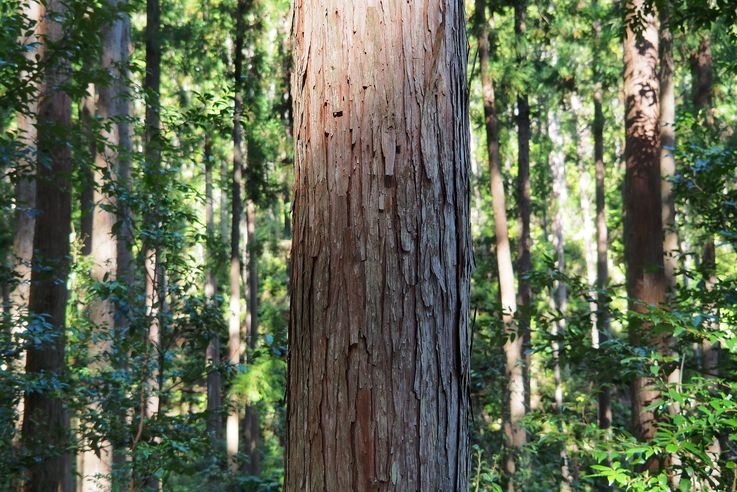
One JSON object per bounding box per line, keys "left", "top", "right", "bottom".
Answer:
{"left": 657, "top": 6, "right": 684, "bottom": 486}
{"left": 79, "top": 85, "right": 95, "bottom": 257}
{"left": 475, "top": 1, "right": 524, "bottom": 486}
{"left": 286, "top": 1, "right": 472, "bottom": 489}
{"left": 10, "top": 1, "right": 40, "bottom": 450}
{"left": 20, "top": 0, "right": 74, "bottom": 488}
{"left": 514, "top": 0, "right": 532, "bottom": 429}
{"left": 623, "top": 0, "right": 667, "bottom": 471}
{"left": 227, "top": 0, "right": 247, "bottom": 471}
{"left": 548, "top": 107, "right": 574, "bottom": 490}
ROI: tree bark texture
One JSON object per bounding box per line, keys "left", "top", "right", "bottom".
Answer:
{"left": 623, "top": 0, "right": 667, "bottom": 455}
{"left": 286, "top": 2, "right": 472, "bottom": 490}
{"left": 474, "top": 0, "right": 525, "bottom": 482}
{"left": 20, "top": 0, "right": 74, "bottom": 488}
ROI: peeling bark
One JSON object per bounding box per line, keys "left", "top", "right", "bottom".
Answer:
{"left": 286, "top": 2, "right": 472, "bottom": 489}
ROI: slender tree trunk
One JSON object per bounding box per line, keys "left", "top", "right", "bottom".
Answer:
{"left": 204, "top": 137, "right": 223, "bottom": 443}
{"left": 592, "top": 8, "right": 612, "bottom": 435}
{"left": 140, "top": 0, "right": 161, "bottom": 487}
{"left": 114, "top": 9, "right": 134, "bottom": 483}
{"left": 659, "top": 5, "right": 678, "bottom": 293}
{"left": 623, "top": 0, "right": 666, "bottom": 471}
{"left": 243, "top": 200, "right": 260, "bottom": 475}
{"left": 227, "top": 0, "right": 247, "bottom": 471}
{"left": 514, "top": 0, "right": 533, "bottom": 431}
{"left": 286, "top": 2, "right": 472, "bottom": 489}
{"left": 20, "top": 0, "right": 74, "bottom": 488}
{"left": 475, "top": 2, "right": 525, "bottom": 486}
{"left": 658, "top": 7, "right": 684, "bottom": 486}
{"left": 692, "top": 34, "right": 721, "bottom": 489}
{"left": 10, "top": 0, "right": 40, "bottom": 447}
{"left": 79, "top": 85, "right": 95, "bottom": 257}
{"left": 548, "top": 107, "right": 574, "bottom": 490}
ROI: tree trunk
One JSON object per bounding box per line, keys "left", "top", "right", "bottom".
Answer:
{"left": 659, "top": 5, "right": 677, "bottom": 293}
{"left": 243, "top": 200, "right": 260, "bottom": 475}
{"left": 78, "top": 3, "right": 132, "bottom": 489}
{"left": 475, "top": 1, "right": 525, "bottom": 486}
{"left": 548, "top": 107, "right": 574, "bottom": 490}
{"left": 11, "top": 0, "right": 40, "bottom": 446}
{"left": 141, "top": 0, "right": 161, "bottom": 486}
{"left": 79, "top": 85, "right": 95, "bottom": 257}
{"left": 204, "top": 137, "right": 223, "bottom": 443}
{"left": 514, "top": 0, "right": 533, "bottom": 431}
{"left": 20, "top": 0, "right": 74, "bottom": 488}
{"left": 227, "top": 0, "right": 247, "bottom": 471}
{"left": 286, "top": 2, "right": 472, "bottom": 490}
{"left": 692, "top": 34, "right": 721, "bottom": 489}
{"left": 623, "top": 0, "right": 666, "bottom": 468}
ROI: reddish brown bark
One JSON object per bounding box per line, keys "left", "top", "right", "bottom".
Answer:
{"left": 20, "top": 0, "right": 74, "bottom": 488}
{"left": 286, "top": 2, "right": 472, "bottom": 489}
{"left": 623, "top": 0, "right": 666, "bottom": 463}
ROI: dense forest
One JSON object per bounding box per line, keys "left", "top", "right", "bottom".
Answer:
{"left": 1, "top": 0, "right": 736, "bottom": 490}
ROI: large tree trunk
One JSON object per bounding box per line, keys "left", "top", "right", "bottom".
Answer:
{"left": 623, "top": 0, "right": 666, "bottom": 469}
{"left": 78, "top": 2, "right": 131, "bottom": 489}
{"left": 20, "top": 0, "right": 74, "bottom": 488}
{"left": 286, "top": 1, "right": 472, "bottom": 490}
{"left": 475, "top": 1, "right": 525, "bottom": 485}
{"left": 227, "top": 0, "right": 246, "bottom": 471}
